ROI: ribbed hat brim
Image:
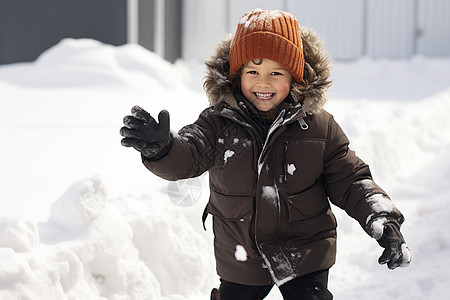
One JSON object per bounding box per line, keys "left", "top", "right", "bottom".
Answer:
{"left": 230, "top": 31, "right": 304, "bottom": 83}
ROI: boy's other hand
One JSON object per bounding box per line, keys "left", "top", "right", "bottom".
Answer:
{"left": 120, "top": 105, "right": 172, "bottom": 159}
{"left": 377, "top": 222, "right": 411, "bottom": 269}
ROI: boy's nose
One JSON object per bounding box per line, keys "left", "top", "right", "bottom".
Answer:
{"left": 256, "top": 76, "right": 271, "bottom": 87}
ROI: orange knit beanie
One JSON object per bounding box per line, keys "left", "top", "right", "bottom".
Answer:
{"left": 229, "top": 9, "right": 304, "bottom": 83}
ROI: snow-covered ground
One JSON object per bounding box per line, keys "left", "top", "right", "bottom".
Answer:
{"left": 0, "top": 38, "right": 449, "bottom": 299}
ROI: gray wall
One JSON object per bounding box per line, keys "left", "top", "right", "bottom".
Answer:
{"left": 2, "top": 0, "right": 449, "bottom": 65}
{"left": 164, "top": 0, "right": 182, "bottom": 63}
{"left": 0, "top": 0, "right": 127, "bottom": 65}
{"left": 183, "top": 0, "right": 450, "bottom": 61}
{"left": 136, "top": 0, "right": 182, "bottom": 62}
{"left": 138, "top": 0, "right": 155, "bottom": 52}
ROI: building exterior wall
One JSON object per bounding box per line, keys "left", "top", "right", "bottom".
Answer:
{"left": 365, "top": 0, "right": 416, "bottom": 58}
{"left": 417, "top": 0, "right": 450, "bottom": 57}
{"left": 182, "top": 0, "right": 450, "bottom": 62}
{"left": 164, "top": 0, "right": 182, "bottom": 63}
{"left": 288, "top": 0, "right": 366, "bottom": 60}
{"left": 0, "top": 0, "right": 127, "bottom": 65}
{"left": 138, "top": 0, "right": 155, "bottom": 52}
{"left": 1, "top": 0, "right": 449, "bottom": 65}
{"left": 181, "top": 0, "right": 228, "bottom": 63}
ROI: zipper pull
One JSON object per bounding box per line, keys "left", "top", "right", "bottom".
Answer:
{"left": 298, "top": 117, "right": 309, "bottom": 130}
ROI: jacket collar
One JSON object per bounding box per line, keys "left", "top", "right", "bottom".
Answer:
{"left": 214, "top": 90, "right": 306, "bottom": 126}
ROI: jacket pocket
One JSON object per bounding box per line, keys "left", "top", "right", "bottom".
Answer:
{"left": 208, "top": 189, "right": 254, "bottom": 222}
{"left": 286, "top": 183, "right": 329, "bottom": 222}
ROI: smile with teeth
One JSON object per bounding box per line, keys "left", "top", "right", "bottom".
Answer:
{"left": 254, "top": 92, "right": 275, "bottom": 100}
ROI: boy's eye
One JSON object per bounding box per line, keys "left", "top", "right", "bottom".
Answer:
{"left": 246, "top": 70, "right": 258, "bottom": 75}
{"left": 271, "top": 72, "right": 283, "bottom": 76}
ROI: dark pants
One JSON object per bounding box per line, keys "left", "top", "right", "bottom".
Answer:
{"left": 218, "top": 269, "right": 333, "bottom": 300}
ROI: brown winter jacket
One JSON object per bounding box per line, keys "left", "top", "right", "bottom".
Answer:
{"left": 143, "top": 28, "right": 405, "bottom": 286}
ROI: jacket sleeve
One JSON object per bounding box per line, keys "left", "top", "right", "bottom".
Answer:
{"left": 142, "top": 108, "right": 217, "bottom": 181}
{"left": 322, "top": 114, "right": 405, "bottom": 239}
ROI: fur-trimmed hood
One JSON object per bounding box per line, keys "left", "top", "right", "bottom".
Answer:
{"left": 203, "top": 27, "right": 332, "bottom": 115}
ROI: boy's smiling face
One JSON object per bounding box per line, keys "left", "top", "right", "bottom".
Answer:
{"left": 240, "top": 59, "right": 293, "bottom": 112}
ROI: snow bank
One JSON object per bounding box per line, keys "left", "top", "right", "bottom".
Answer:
{"left": 2, "top": 176, "right": 214, "bottom": 300}
{"left": 1, "top": 38, "right": 450, "bottom": 299}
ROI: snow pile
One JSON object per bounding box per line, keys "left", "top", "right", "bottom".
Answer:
{"left": 1, "top": 176, "right": 214, "bottom": 300}
{"left": 1, "top": 38, "right": 450, "bottom": 299}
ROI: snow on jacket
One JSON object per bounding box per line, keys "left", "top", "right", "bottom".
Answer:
{"left": 143, "top": 28, "right": 405, "bottom": 286}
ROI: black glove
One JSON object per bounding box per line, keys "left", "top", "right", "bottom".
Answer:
{"left": 120, "top": 105, "right": 172, "bottom": 159}
{"left": 377, "top": 222, "right": 411, "bottom": 269}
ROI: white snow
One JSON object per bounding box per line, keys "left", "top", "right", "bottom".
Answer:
{"left": 287, "top": 164, "right": 296, "bottom": 176}
{"left": 234, "top": 245, "right": 247, "bottom": 262}
{"left": 368, "top": 217, "right": 389, "bottom": 241}
{"left": 223, "top": 150, "right": 235, "bottom": 164}
{"left": 261, "top": 185, "right": 280, "bottom": 207}
{"left": 365, "top": 194, "right": 396, "bottom": 214}
{"left": 400, "top": 243, "right": 412, "bottom": 267}
{"left": 0, "top": 217, "right": 39, "bottom": 252}
{"left": 238, "top": 9, "right": 294, "bottom": 30}
{"left": 1, "top": 37, "right": 450, "bottom": 299}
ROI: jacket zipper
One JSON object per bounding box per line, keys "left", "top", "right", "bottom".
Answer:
{"left": 282, "top": 141, "right": 288, "bottom": 183}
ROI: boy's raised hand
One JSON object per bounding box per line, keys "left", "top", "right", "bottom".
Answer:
{"left": 120, "top": 105, "right": 172, "bottom": 159}
{"left": 377, "top": 222, "right": 411, "bottom": 269}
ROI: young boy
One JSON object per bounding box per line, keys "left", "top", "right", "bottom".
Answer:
{"left": 120, "top": 9, "right": 411, "bottom": 300}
